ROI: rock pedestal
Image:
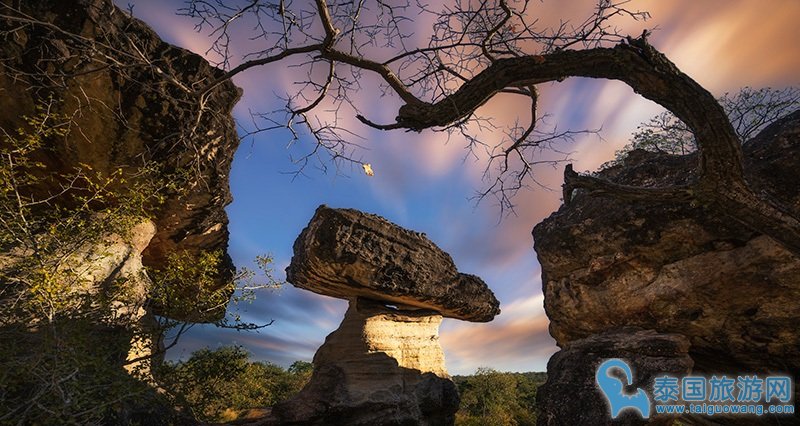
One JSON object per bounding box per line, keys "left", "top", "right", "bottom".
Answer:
{"left": 274, "top": 298, "right": 457, "bottom": 425}
{"left": 273, "top": 206, "right": 500, "bottom": 425}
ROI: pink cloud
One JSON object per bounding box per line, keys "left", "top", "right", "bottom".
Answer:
{"left": 441, "top": 294, "right": 557, "bottom": 374}
{"left": 127, "top": 0, "right": 800, "bottom": 373}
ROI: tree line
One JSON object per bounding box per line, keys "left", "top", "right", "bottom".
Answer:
{"left": 155, "top": 345, "right": 547, "bottom": 425}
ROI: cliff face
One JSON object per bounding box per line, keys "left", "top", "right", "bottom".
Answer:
{"left": 533, "top": 111, "right": 800, "bottom": 425}
{"left": 0, "top": 0, "right": 240, "bottom": 321}
{"left": 0, "top": 0, "right": 242, "bottom": 420}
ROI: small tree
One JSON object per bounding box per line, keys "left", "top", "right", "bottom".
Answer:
{"left": 455, "top": 368, "right": 537, "bottom": 426}
{"left": 0, "top": 100, "right": 177, "bottom": 424}
{"left": 157, "top": 346, "right": 310, "bottom": 423}
{"left": 0, "top": 3, "right": 282, "bottom": 423}
{"left": 601, "top": 86, "right": 800, "bottom": 166}
{"left": 0, "top": 100, "right": 281, "bottom": 424}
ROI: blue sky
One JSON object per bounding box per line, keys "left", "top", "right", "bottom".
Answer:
{"left": 117, "top": 0, "right": 800, "bottom": 375}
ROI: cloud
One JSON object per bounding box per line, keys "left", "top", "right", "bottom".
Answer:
{"left": 168, "top": 325, "right": 324, "bottom": 367}
{"left": 236, "top": 287, "right": 344, "bottom": 326}
{"left": 441, "top": 294, "right": 557, "bottom": 374}
{"left": 124, "top": 0, "right": 800, "bottom": 375}
{"left": 641, "top": 0, "right": 800, "bottom": 91}
{"left": 165, "top": 288, "right": 348, "bottom": 368}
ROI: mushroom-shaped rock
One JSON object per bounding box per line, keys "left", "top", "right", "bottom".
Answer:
{"left": 286, "top": 205, "right": 500, "bottom": 322}
{"left": 272, "top": 206, "right": 500, "bottom": 426}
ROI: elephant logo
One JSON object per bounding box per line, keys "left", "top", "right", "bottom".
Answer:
{"left": 596, "top": 358, "right": 651, "bottom": 419}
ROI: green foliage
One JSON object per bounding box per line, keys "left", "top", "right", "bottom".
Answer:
{"left": 0, "top": 99, "right": 174, "bottom": 324}
{"left": 601, "top": 86, "right": 800, "bottom": 169}
{"left": 0, "top": 100, "right": 179, "bottom": 424}
{"left": 157, "top": 346, "right": 311, "bottom": 423}
{"left": 0, "top": 98, "right": 282, "bottom": 425}
{"left": 156, "top": 351, "right": 547, "bottom": 426}
{"left": 149, "top": 250, "right": 232, "bottom": 322}
{"left": 288, "top": 360, "right": 313, "bottom": 375}
{"left": 0, "top": 319, "right": 173, "bottom": 426}
{"left": 147, "top": 249, "right": 282, "bottom": 338}
{"left": 454, "top": 368, "right": 546, "bottom": 426}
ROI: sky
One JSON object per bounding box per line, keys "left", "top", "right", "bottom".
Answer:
{"left": 115, "top": 0, "right": 800, "bottom": 375}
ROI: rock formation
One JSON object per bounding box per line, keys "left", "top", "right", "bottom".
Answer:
{"left": 0, "top": 0, "right": 241, "bottom": 317}
{"left": 533, "top": 111, "right": 800, "bottom": 425}
{"left": 0, "top": 0, "right": 239, "bottom": 314}
{"left": 0, "top": 0, "right": 240, "bottom": 418}
{"left": 286, "top": 205, "right": 500, "bottom": 322}
{"left": 273, "top": 206, "right": 500, "bottom": 426}
{"left": 537, "top": 329, "right": 693, "bottom": 426}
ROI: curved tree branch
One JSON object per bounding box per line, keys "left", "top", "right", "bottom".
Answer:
{"left": 381, "top": 35, "right": 799, "bottom": 255}
{"left": 393, "top": 37, "right": 742, "bottom": 184}
{"left": 198, "top": 43, "right": 324, "bottom": 97}
{"left": 178, "top": 0, "right": 800, "bottom": 256}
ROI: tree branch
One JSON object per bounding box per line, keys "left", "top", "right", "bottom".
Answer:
{"left": 321, "top": 48, "right": 422, "bottom": 105}
{"left": 197, "top": 44, "right": 323, "bottom": 97}
{"left": 355, "top": 114, "right": 404, "bottom": 130}
{"left": 392, "top": 37, "right": 743, "bottom": 186}
{"left": 562, "top": 164, "right": 694, "bottom": 204}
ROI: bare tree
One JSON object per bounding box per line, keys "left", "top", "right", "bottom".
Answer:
{"left": 176, "top": 0, "right": 800, "bottom": 257}
{"left": 4, "top": 1, "right": 797, "bottom": 254}
{"left": 182, "top": 0, "right": 648, "bottom": 183}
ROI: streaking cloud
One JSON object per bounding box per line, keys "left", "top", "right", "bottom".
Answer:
{"left": 118, "top": 0, "right": 800, "bottom": 374}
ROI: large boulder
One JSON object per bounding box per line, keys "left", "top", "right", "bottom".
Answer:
{"left": 533, "top": 111, "right": 800, "bottom": 424}
{"left": 536, "top": 329, "right": 692, "bottom": 426}
{"left": 287, "top": 205, "right": 500, "bottom": 322}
